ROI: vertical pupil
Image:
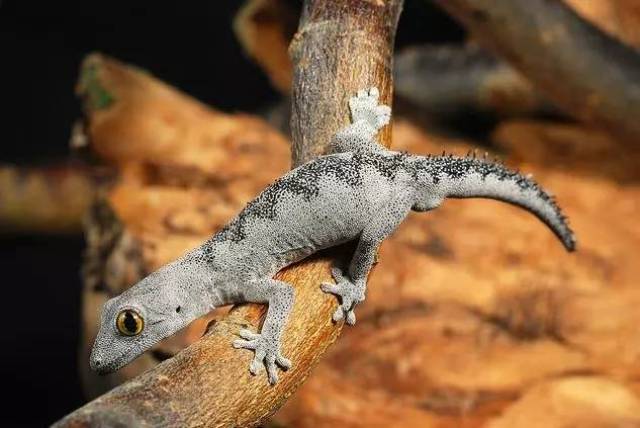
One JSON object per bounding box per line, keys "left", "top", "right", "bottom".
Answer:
{"left": 124, "top": 311, "right": 138, "bottom": 332}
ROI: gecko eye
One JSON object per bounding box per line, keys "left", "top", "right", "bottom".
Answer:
{"left": 116, "top": 309, "right": 144, "bottom": 336}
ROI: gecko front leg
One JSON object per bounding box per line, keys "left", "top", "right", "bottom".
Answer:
{"left": 331, "top": 87, "right": 391, "bottom": 153}
{"left": 232, "top": 279, "right": 294, "bottom": 384}
{"left": 349, "top": 87, "right": 391, "bottom": 129}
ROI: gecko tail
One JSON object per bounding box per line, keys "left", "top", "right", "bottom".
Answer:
{"left": 427, "top": 155, "right": 576, "bottom": 252}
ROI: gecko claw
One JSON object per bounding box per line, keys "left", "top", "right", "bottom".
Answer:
{"left": 322, "top": 267, "right": 365, "bottom": 326}
{"left": 345, "top": 310, "right": 356, "bottom": 326}
{"left": 276, "top": 355, "right": 292, "bottom": 370}
{"left": 233, "top": 330, "right": 291, "bottom": 385}
{"left": 332, "top": 306, "right": 345, "bottom": 322}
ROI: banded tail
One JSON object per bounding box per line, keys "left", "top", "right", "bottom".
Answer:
{"left": 417, "top": 154, "right": 576, "bottom": 251}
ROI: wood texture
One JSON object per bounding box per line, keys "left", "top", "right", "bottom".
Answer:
{"left": 54, "top": 0, "right": 403, "bottom": 426}
{"left": 289, "top": 0, "right": 402, "bottom": 166}
{"left": 0, "top": 165, "right": 94, "bottom": 234}
{"left": 432, "top": 0, "right": 640, "bottom": 143}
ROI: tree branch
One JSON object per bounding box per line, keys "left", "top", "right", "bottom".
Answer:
{"left": 395, "top": 44, "right": 555, "bottom": 117}
{"left": 431, "top": 0, "right": 640, "bottom": 143}
{"left": 0, "top": 164, "right": 94, "bottom": 234}
{"left": 54, "top": 0, "right": 402, "bottom": 426}
{"left": 233, "top": 0, "right": 298, "bottom": 93}
{"left": 290, "top": 0, "right": 402, "bottom": 166}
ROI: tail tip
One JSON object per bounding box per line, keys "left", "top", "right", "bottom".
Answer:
{"left": 563, "top": 234, "right": 577, "bottom": 252}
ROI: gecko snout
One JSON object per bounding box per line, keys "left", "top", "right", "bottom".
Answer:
{"left": 89, "top": 352, "right": 110, "bottom": 375}
{"left": 89, "top": 355, "right": 101, "bottom": 370}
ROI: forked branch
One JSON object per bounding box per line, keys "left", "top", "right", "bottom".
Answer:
{"left": 53, "top": 0, "right": 402, "bottom": 426}
{"left": 432, "top": 0, "right": 640, "bottom": 143}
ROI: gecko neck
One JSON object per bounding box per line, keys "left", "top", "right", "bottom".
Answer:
{"left": 162, "top": 252, "right": 226, "bottom": 316}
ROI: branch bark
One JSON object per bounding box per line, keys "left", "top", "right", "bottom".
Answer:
{"left": 54, "top": 0, "right": 402, "bottom": 426}
{"left": 431, "top": 0, "right": 640, "bottom": 143}
{"left": 290, "top": 0, "right": 401, "bottom": 166}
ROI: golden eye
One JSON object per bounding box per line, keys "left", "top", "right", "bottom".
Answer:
{"left": 116, "top": 309, "right": 144, "bottom": 336}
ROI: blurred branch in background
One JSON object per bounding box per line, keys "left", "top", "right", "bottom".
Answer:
{"left": 0, "top": 164, "right": 94, "bottom": 234}
{"left": 234, "top": 0, "right": 640, "bottom": 143}
{"left": 54, "top": 0, "right": 403, "bottom": 426}
{"left": 233, "top": 0, "right": 298, "bottom": 94}
{"left": 564, "top": 0, "right": 640, "bottom": 47}
{"left": 394, "top": 44, "right": 556, "bottom": 118}
{"left": 432, "top": 0, "right": 640, "bottom": 144}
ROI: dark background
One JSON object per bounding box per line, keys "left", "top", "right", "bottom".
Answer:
{"left": 0, "top": 1, "right": 463, "bottom": 426}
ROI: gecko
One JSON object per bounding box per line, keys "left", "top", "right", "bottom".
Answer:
{"left": 90, "top": 87, "right": 576, "bottom": 385}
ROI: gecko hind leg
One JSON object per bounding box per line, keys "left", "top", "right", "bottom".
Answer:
{"left": 232, "top": 279, "right": 294, "bottom": 385}
{"left": 321, "top": 189, "right": 415, "bottom": 325}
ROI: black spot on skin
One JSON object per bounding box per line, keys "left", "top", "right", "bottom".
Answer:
{"left": 176, "top": 306, "right": 181, "bottom": 313}
{"left": 213, "top": 152, "right": 411, "bottom": 243}
{"left": 415, "top": 155, "right": 575, "bottom": 250}
{"left": 417, "top": 155, "right": 556, "bottom": 206}
{"left": 208, "top": 151, "right": 574, "bottom": 249}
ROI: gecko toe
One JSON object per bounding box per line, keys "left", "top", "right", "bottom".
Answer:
{"left": 233, "top": 339, "right": 257, "bottom": 350}
{"left": 239, "top": 329, "right": 261, "bottom": 340}
{"left": 250, "top": 350, "right": 266, "bottom": 375}
{"left": 330, "top": 267, "right": 345, "bottom": 282}
{"left": 233, "top": 332, "right": 290, "bottom": 385}
{"left": 345, "top": 310, "right": 356, "bottom": 325}
{"left": 276, "top": 355, "right": 292, "bottom": 370}
{"left": 266, "top": 361, "right": 279, "bottom": 385}
{"left": 321, "top": 282, "right": 340, "bottom": 295}
{"left": 323, "top": 266, "right": 365, "bottom": 325}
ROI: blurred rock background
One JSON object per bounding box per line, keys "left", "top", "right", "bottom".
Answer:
{"left": 2, "top": 1, "right": 640, "bottom": 427}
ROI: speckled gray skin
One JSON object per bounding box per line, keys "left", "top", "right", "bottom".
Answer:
{"left": 90, "top": 88, "right": 575, "bottom": 385}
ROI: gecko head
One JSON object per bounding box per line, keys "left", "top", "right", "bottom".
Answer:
{"left": 90, "top": 260, "right": 213, "bottom": 375}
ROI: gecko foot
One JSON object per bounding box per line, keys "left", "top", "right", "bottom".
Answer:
{"left": 349, "top": 87, "right": 391, "bottom": 130}
{"left": 320, "top": 267, "right": 365, "bottom": 326}
{"left": 233, "top": 329, "right": 291, "bottom": 385}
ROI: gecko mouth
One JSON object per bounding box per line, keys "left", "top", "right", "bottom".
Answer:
{"left": 90, "top": 345, "right": 141, "bottom": 375}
